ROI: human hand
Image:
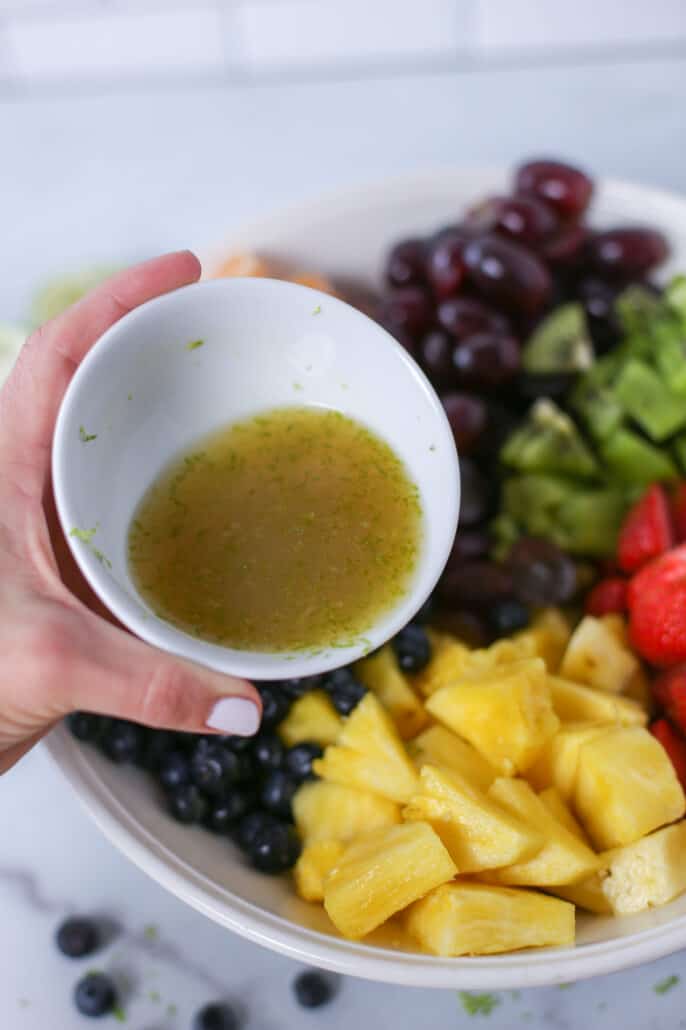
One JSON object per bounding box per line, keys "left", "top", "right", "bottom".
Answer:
{"left": 0, "top": 252, "right": 261, "bottom": 773}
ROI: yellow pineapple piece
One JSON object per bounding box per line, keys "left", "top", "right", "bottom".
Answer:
{"left": 485, "top": 778, "right": 599, "bottom": 886}
{"left": 323, "top": 821, "right": 457, "bottom": 939}
{"left": 355, "top": 647, "right": 428, "bottom": 739}
{"left": 409, "top": 725, "right": 496, "bottom": 791}
{"left": 526, "top": 722, "right": 613, "bottom": 800}
{"left": 293, "top": 780, "right": 399, "bottom": 844}
{"left": 549, "top": 677, "right": 648, "bottom": 727}
{"left": 539, "top": 786, "right": 588, "bottom": 842}
{"left": 599, "top": 821, "right": 686, "bottom": 915}
{"left": 600, "top": 612, "right": 629, "bottom": 646}
{"left": 313, "top": 693, "right": 419, "bottom": 803}
{"left": 559, "top": 616, "right": 639, "bottom": 693}
{"left": 624, "top": 664, "right": 653, "bottom": 713}
{"left": 402, "top": 765, "right": 542, "bottom": 873}
{"left": 574, "top": 726, "right": 686, "bottom": 850}
{"left": 278, "top": 690, "right": 343, "bottom": 748}
{"left": 412, "top": 632, "right": 473, "bottom": 697}
{"left": 514, "top": 608, "right": 572, "bottom": 673}
{"left": 425, "top": 658, "right": 559, "bottom": 774}
{"left": 405, "top": 883, "right": 575, "bottom": 956}
{"left": 550, "top": 872, "right": 613, "bottom": 914}
{"left": 293, "top": 840, "right": 345, "bottom": 902}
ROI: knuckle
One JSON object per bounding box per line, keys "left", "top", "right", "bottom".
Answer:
{"left": 138, "top": 662, "right": 195, "bottom": 728}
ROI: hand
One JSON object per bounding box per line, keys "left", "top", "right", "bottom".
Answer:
{"left": 0, "top": 252, "right": 261, "bottom": 773}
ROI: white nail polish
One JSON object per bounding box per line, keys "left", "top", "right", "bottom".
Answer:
{"left": 206, "top": 697, "right": 260, "bottom": 736}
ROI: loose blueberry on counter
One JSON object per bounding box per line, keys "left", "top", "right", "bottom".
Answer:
{"left": 158, "top": 751, "right": 190, "bottom": 792}
{"left": 260, "top": 770, "right": 298, "bottom": 819}
{"left": 193, "top": 1001, "right": 240, "bottom": 1030}
{"left": 249, "top": 819, "right": 301, "bottom": 874}
{"left": 100, "top": 720, "right": 144, "bottom": 764}
{"left": 67, "top": 712, "right": 102, "bottom": 742}
{"left": 206, "top": 787, "right": 257, "bottom": 833}
{"left": 284, "top": 743, "right": 323, "bottom": 782}
{"left": 325, "top": 668, "right": 367, "bottom": 716}
{"left": 392, "top": 623, "right": 431, "bottom": 673}
{"left": 73, "top": 972, "right": 116, "bottom": 1018}
{"left": 167, "top": 783, "right": 209, "bottom": 824}
{"left": 488, "top": 598, "right": 530, "bottom": 636}
{"left": 257, "top": 684, "right": 291, "bottom": 729}
{"left": 252, "top": 733, "right": 285, "bottom": 772}
{"left": 56, "top": 917, "right": 99, "bottom": 959}
{"left": 293, "top": 970, "right": 335, "bottom": 1009}
{"left": 191, "top": 741, "right": 242, "bottom": 796}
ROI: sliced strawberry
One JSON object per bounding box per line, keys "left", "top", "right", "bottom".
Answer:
{"left": 629, "top": 546, "right": 686, "bottom": 666}
{"left": 585, "top": 577, "right": 627, "bottom": 617}
{"left": 651, "top": 664, "right": 686, "bottom": 732}
{"left": 651, "top": 718, "right": 686, "bottom": 790}
{"left": 673, "top": 482, "right": 686, "bottom": 542}
{"left": 617, "top": 484, "right": 675, "bottom": 573}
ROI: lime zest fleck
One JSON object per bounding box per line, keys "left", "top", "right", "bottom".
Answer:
{"left": 292, "top": 381, "right": 303, "bottom": 391}
{"left": 312, "top": 304, "right": 322, "bottom": 315}
{"left": 79, "top": 425, "right": 97, "bottom": 443}
{"left": 70, "top": 526, "right": 97, "bottom": 543}
{"left": 186, "top": 338, "right": 204, "bottom": 351}
{"left": 166, "top": 1003, "right": 178, "bottom": 1016}
{"left": 149, "top": 990, "right": 161, "bottom": 1003}
{"left": 92, "top": 548, "right": 112, "bottom": 570}
{"left": 112, "top": 1004, "right": 126, "bottom": 1022}
{"left": 458, "top": 992, "right": 501, "bottom": 1016}
{"left": 654, "top": 975, "right": 679, "bottom": 995}
{"left": 143, "top": 923, "right": 158, "bottom": 942}
{"left": 127, "top": 392, "right": 133, "bottom": 401}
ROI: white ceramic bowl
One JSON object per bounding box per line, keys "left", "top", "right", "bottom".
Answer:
{"left": 51, "top": 276, "right": 459, "bottom": 681}
{"left": 47, "top": 168, "right": 686, "bottom": 989}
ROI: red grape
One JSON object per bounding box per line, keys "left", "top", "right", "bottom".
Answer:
{"left": 438, "top": 560, "right": 513, "bottom": 608}
{"left": 587, "top": 227, "right": 669, "bottom": 280}
{"left": 436, "top": 295, "right": 509, "bottom": 340}
{"left": 441, "top": 392, "right": 488, "bottom": 452}
{"left": 543, "top": 223, "right": 589, "bottom": 268}
{"left": 376, "top": 285, "right": 432, "bottom": 337}
{"left": 426, "top": 228, "right": 468, "bottom": 300}
{"left": 457, "top": 457, "right": 492, "bottom": 526}
{"left": 418, "top": 329, "right": 455, "bottom": 385}
{"left": 508, "top": 537, "right": 577, "bottom": 605}
{"left": 462, "top": 235, "right": 551, "bottom": 316}
{"left": 385, "top": 238, "right": 426, "bottom": 288}
{"left": 515, "top": 159, "right": 594, "bottom": 219}
{"left": 448, "top": 529, "right": 491, "bottom": 563}
{"left": 452, "top": 332, "right": 521, "bottom": 389}
{"left": 471, "top": 194, "right": 559, "bottom": 249}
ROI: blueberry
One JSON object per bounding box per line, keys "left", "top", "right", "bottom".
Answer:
{"left": 257, "top": 684, "right": 291, "bottom": 729}
{"left": 260, "top": 770, "right": 298, "bottom": 819}
{"left": 158, "top": 751, "right": 190, "bottom": 792}
{"left": 100, "top": 720, "right": 144, "bottom": 764}
{"left": 137, "top": 730, "right": 177, "bottom": 772}
{"left": 293, "top": 970, "right": 335, "bottom": 1008}
{"left": 488, "top": 598, "right": 530, "bottom": 636}
{"left": 167, "top": 783, "right": 208, "bottom": 824}
{"left": 391, "top": 623, "right": 431, "bottom": 673}
{"left": 222, "top": 734, "right": 254, "bottom": 753}
{"left": 235, "top": 752, "right": 256, "bottom": 782}
{"left": 278, "top": 676, "right": 322, "bottom": 700}
{"left": 193, "top": 1001, "right": 239, "bottom": 1030}
{"left": 66, "top": 712, "right": 102, "bottom": 742}
{"left": 207, "top": 788, "right": 257, "bottom": 833}
{"left": 73, "top": 972, "right": 116, "bottom": 1018}
{"left": 55, "top": 917, "right": 99, "bottom": 958}
{"left": 234, "top": 810, "right": 276, "bottom": 851}
{"left": 252, "top": 733, "right": 284, "bottom": 772}
{"left": 413, "top": 594, "right": 436, "bottom": 626}
{"left": 325, "top": 669, "right": 367, "bottom": 716}
{"left": 191, "top": 741, "right": 242, "bottom": 796}
{"left": 284, "top": 743, "right": 323, "bottom": 782}
{"left": 249, "top": 820, "right": 301, "bottom": 873}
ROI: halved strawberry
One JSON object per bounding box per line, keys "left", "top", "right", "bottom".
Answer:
{"left": 673, "top": 483, "right": 686, "bottom": 542}
{"left": 617, "top": 484, "right": 674, "bottom": 573}
{"left": 651, "top": 718, "right": 686, "bottom": 791}
{"left": 628, "top": 547, "right": 686, "bottom": 666}
{"left": 585, "top": 577, "right": 627, "bottom": 616}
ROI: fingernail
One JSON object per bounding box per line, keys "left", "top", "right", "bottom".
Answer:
{"left": 206, "top": 697, "right": 261, "bottom": 736}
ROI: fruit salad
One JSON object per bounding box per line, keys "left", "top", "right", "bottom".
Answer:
{"left": 65, "top": 156, "right": 686, "bottom": 958}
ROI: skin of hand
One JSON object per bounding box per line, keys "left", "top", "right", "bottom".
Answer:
{"left": 0, "top": 252, "right": 262, "bottom": 773}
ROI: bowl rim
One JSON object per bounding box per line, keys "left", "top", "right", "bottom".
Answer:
{"left": 48, "top": 165, "right": 686, "bottom": 988}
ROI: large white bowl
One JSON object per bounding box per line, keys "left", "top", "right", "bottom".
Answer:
{"left": 47, "top": 168, "right": 686, "bottom": 989}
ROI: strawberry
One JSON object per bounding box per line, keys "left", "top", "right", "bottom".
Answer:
{"left": 651, "top": 664, "right": 686, "bottom": 731}
{"left": 673, "top": 482, "right": 686, "bottom": 542}
{"left": 617, "top": 484, "right": 674, "bottom": 573}
{"left": 585, "top": 577, "right": 627, "bottom": 616}
{"left": 651, "top": 718, "right": 686, "bottom": 790}
{"left": 628, "top": 546, "right": 686, "bottom": 666}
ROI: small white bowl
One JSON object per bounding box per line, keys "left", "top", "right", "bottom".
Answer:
{"left": 52, "top": 276, "right": 459, "bottom": 680}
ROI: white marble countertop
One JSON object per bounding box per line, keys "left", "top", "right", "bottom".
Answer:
{"left": 2, "top": 56, "right": 686, "bottom": 1028}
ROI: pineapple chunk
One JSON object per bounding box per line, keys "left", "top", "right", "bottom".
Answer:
{"left": 293, "top": 780, "right": 399, "bottom": 844}
{"left": 549, "top": 677, "right": 648, "bottom": 727}
{"left": 313, "top": 693, "right": 419, "bottom": 803}
{"left": 539, "top": 787, "right": 588, "bottom": 842}
{"left": 574, "top": 726, "right": 686, "bottom": 850}
{"left": 405, "top": 883, "right": 575, "bottom": 956}
{"left": 355, "top": 647, "right": 428, "bottom": 739}
{"left": 425, "top": 658, "right": 559, "bottom": 775}
{"left": 485, "top": 778, "right": 600, "bottom": 886}
{"left": 624, "top": 664, "right": 653, "bottom": 713}
{"left": 278, "top": 690, "right": 343, "bottom": 748}
{"left": 550, "top": 872, "right": 613, "bottom": 915}
{"left": 527, "top": 722, "right": 613, "bottom": 800}
{"left": 412, "top": 632, "right": 473, "bottom": 697}
{"left": 402, "top": 765, "right": 542, "bottom": 873}
{"left": 513, "top": 608, "right": 572, "bottom": 673}
{"left": 409, "top": 725, "right": 497, "bottom": 791}
{"left": 559, "top": 616, "right": 639, "bottom": 693}
{"left": 323, "top": 821, "right": 457, "bottom": 939}
{"left": 293, "top": 840, "right": 345, "bottom": 902}
{"left": 600, "top": 822, "right": 686, "bottom": 915}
